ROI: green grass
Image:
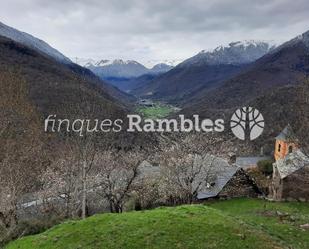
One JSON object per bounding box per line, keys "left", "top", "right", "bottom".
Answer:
{"left": 136, "top": 104, "right": 175, "bottom": 119}
{"left": 208, "top": 198, "right": 309, "bottom": 249}
{"left": 6, "top": 198, "right": 309, "bottom": 249}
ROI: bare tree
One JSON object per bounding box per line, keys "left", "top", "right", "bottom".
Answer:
{"left": 74, "top": 136, "right": 97, "bottom": 218}
{"left": 95, "top": 150, "right": 144, "bottom": 213}
{"left": 40, "top": 144, "right": 80, "bottom": 218}
{"left": 133, "top": 178, "right": 161, "bottom": 210}
{"left": 0, "top": 70, "right": 43, "bottom": 241}
{"left": 158, "top": 136, "right": 215, "bottom": 204}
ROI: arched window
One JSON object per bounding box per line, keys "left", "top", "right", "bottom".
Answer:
{"left": 288, "top": 145, "right": 293, "bottom": 153}
{"left": 278, "top": 143, "right": 281, "bottom": 152}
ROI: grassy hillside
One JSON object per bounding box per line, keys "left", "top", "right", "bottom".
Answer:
{"left": 6, "top": 199, "right": 309, "bottom": 249}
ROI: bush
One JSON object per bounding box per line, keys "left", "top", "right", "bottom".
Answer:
{"left": 257, "top": 159, "right": 274, "bottom": 175}
{"left": 1, "top": 216, "right": 64, "bottom": 247}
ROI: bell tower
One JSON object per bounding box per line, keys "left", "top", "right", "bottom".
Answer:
{"left": 274, "top": 124, "right": 298, "bottom": 161}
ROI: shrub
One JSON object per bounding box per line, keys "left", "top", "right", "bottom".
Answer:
{"left": 1, "top": 216, "right": 64, "bottom": 247}
{"left": 257, "top": 159, "right": 274, "bottom": 175}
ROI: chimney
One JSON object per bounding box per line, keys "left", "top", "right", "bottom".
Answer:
{"left": 228, "top": 152, "right": 236, "bottom": 164}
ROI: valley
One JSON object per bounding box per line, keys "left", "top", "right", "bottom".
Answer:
{"left": 135, "top": 100, "right": 179, "bottom": 119}
{"left": 1, "top": 9, "right": 309, "bottom": 249}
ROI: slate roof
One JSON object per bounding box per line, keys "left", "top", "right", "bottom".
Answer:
{"left": 197, "top": 154, "right": 239, "bottom": 200}
{"left": 276, "top": 124, "right": 296, "bottom": 142}
{"left": 137, "top": 160, "right": 161, "bottom": 178}
{"left": 236, "top": 156, "right": 271, "bottom": 170}
{"left": 137, "top": 156, "right": 244, "bottom": 200}
{"left": 274, "top": 149, "right": 309, "bottom": 179}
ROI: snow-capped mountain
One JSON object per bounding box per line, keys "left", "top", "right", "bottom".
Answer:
{"left": 182, "top": 29, "right": 309, "bottom": 125}
{"left": 74, "top": 58, "right": 174, "bottom": 78}
{"left": 0, "top": 21, "right": 71, "bottom": 64}
{"left": 72, "top": 57, "right": 97, "bottom": 67}
{"left": 132, "top": 40, "right": 277, "bottom": 103}
{"left": 150, "top": 63, "right": 174, "bottom": 73}
{"left": 144, "top": 59, "right": 183, "bottom": 68}
{"left": 179, "top": 40, "right": 276, "bottom": 67}
{"left": 273, "top": 30, "right": 309, "bottom": 51}
{"left": 87, "top": 59, "right": 149, "bottom": 78}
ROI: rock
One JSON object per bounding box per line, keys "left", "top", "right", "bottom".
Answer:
{"left": 276, "top": 211, "right": 283, "bottom": 216}
{"left": 300, "top": 224, "right": 309, "bottom": 230}
{"left": 236, "top": 233, "right": 246, "bottom": 240}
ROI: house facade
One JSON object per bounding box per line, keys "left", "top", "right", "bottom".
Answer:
{"left": 217, "top": 168, "right": 261, "bottom": 199}
{"left": 197, "top": 155, "right": 261, "bottom": 200}
{"left": 271, "top": 126, "right": 309, "bottom": 201}
{"left": 274, "top": 124, "right": 299, "bottom": 161}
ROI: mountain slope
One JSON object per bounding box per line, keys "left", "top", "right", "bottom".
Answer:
{"left": 181, "top": 41, "right": 275, "bottom": 67}
{"left": 248, "top": 81, "right": 309, "bottom": 150}
{"left": 79, "top": 59, "right": 173, "bottom": 91}
{"left": 0, "top": 21, "right": 71, "bottom": 64}
{"left": 150, "top": 63, "right": 173, "bottom": 73}
{"left": 184, "top": 31, "right": 309, "bottom": 110}
{"left": 133, "top": 41, "right": 274, "bottom": 104}
{"left": 180, "top": 31, "right": 309, "bottom": 153}
{"left": 0, "top": 35, "right": 126, "bottom": 121}
{"left": 0, "top": 34, "right": 160, "bottom": 152}
{"left": 103, "top": 74, "right": 160, "bottom": 93}
{"left": 133, "top": 63, "right": 245, "bottom": 102}
{"left": 0, "top": 22, "right": 134, "bottom": 105}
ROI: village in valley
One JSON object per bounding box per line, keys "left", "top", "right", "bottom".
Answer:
{"left": 195, "top": 124, "right": 309, "bottom": 202}
{"left": 17, "top": 124, "right": 309, "bottom": 213}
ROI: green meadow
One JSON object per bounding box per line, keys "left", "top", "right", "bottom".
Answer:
{"left": 7, "top": 198, "right": 309, "bottom": 249}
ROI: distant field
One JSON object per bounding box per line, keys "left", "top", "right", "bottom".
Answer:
{"left": 6, "top": 198, "right": 309, "bottom": 249}
{"left": 136, "top": 103, "right": 176, "bottom": 119}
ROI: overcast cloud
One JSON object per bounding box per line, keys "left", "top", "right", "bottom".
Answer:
{"left": 1, "top": 0, "right": 309, "bottom": 66}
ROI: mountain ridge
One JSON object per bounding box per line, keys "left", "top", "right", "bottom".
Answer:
{"left": 132, "top": 40, "right": 275, "bottom": 103}
{"left": 184, "top": 32, "right": 309, "bottom": 110}
{"left": 74, "top": 58, "right": 174, "bottom": 79}
{"left": 179, "top": 40, "right": 276, "bottom": 67}
{"left": 179, "top": 30, "right": 309, "bottom": 152}
{"left": 0, "top": 21, "right": 71, "bottom": 64}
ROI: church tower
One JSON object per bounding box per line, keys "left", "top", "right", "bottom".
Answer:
{"left": 274, "top": 124, "right": 298, "bottom": 161}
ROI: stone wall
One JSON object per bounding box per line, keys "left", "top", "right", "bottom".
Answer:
{"left": 218, "top": 169, "right": 261, "bottom": 198}
{"left": 274, "top": 139, "right": 298, "bottom": 161}
{"left": 281, "top": 166, "right": 309, "bottom": 201}
{"left": 271, "top": 164, "right": 283, "bottom": 200}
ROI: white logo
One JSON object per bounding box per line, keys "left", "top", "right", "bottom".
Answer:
{"left": 230, "top": 107, "right": 264, "bottom": 141}
{"left": 44, "top": 114, "right": 225, "bottom": 135}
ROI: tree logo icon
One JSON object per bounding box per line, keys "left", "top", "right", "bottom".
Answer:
{"left": 230, "top": 107, "right": 264, "bottom": 141}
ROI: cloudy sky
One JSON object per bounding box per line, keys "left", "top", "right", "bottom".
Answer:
{"left": 1, "top": 0, "right": 309, "bottom": 66}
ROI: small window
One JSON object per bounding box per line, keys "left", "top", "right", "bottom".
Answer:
{"left": 278, "top": 143, "right": 281, "bottom": 152}
{"left": 288, "top": 145, "right": 293, "bottom": 153}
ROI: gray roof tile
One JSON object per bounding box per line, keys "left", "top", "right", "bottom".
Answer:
{"left": 274, "top": 150, "right": 309, "bottom": 179}
{"left": 197, "top": 155, "right": 239, "bottom": 199}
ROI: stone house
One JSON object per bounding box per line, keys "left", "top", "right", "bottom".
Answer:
{"left": 197, "top": 155, "right": 261, "bottom": 200}
{"left": 271, "top": 126, "right": 309, "bottom": 201}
